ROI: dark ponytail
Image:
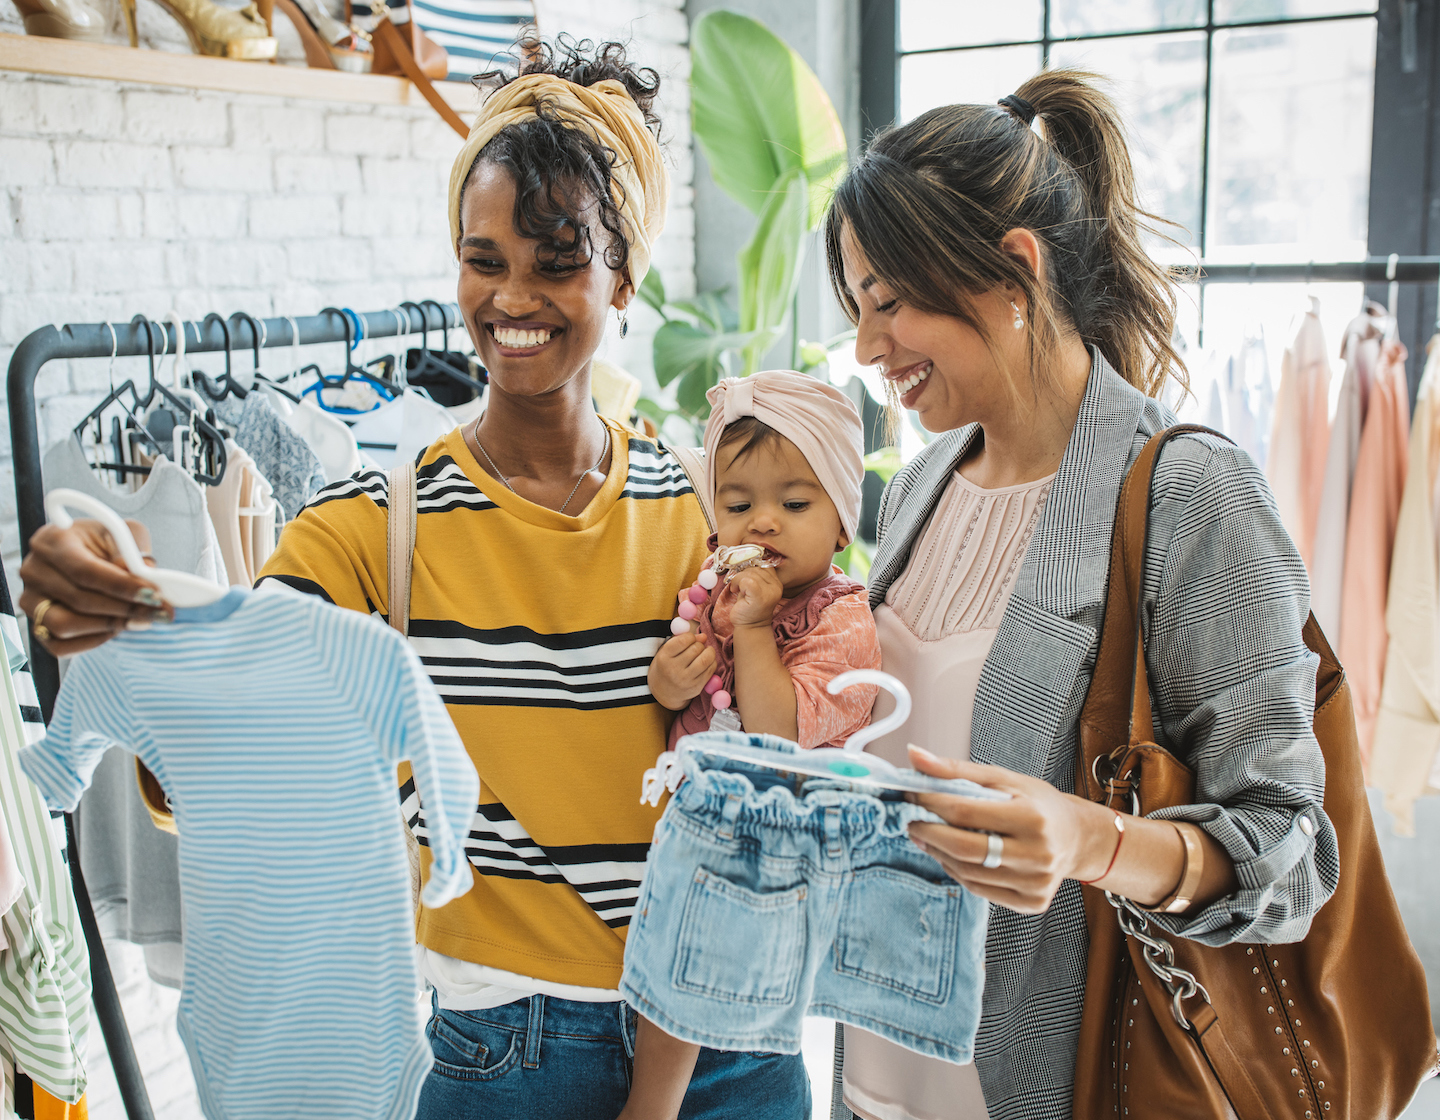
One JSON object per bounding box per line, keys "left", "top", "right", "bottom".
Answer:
{"left": 825, "top": 67, "right": 1184, "bottom": 398}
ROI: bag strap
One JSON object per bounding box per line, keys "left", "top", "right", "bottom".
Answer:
{"left": 668, "top": 444, "right": 713, "bottom": 532}
{"left": 387, "top": 458, "right": 417, "bottom": 636}
{"left": 371, "top": 13, "right": 468, "bottom": 138}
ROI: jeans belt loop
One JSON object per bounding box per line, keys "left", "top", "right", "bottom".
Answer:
{"left": 523, "top": 993, "right": 545, "bottom": 1069}
{"left": 825, "top": 804, "right": 843, "bottom": 859}
{"left": 717, "top": 791, "right": 744, "bottom": 842}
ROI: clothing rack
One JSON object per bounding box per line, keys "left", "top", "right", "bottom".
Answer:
{"left": 5, "top": 303, "right": 464, "bottom": 1120}
{"left": 1171, "top": 255, "right": 1440, "bottom": 285}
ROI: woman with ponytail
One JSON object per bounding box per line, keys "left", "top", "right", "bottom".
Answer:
{"left": 826, "top": 70, "right": 1337, "bottom": 1120}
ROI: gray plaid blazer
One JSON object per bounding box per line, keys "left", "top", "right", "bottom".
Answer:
{"left": 867, "top": 351, "right": 1339, "bottom": 1120}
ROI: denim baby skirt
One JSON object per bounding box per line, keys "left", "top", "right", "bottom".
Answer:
{"left": 619, "top": 733, "right": 988, "bottom": 1062}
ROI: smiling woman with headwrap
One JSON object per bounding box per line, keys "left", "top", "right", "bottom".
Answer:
{"left": 16, "top": 36, "right": 810, "bottom": 1120}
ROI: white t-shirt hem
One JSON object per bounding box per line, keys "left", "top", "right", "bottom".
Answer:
{"left": 419, "top": 947, "right": 622, "bottom": 1011}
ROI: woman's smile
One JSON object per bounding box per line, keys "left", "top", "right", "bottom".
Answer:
{"left": 486, "top": 319, "right": 563, "bottom": 356}
{"left": 886, "top": 359, "right": 932, "bottom": 407}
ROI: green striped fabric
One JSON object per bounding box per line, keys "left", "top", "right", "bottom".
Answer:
{"left": 0, "top": 619, "right": 91, "bottom": 1106}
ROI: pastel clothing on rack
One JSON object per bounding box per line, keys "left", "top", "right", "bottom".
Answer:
{"left": 258, "top": 422, "right": 710, "bottom": 991}
{"left": 1267, "top": 298, "right": 1332, "bottom": 568}
{"left": 848, "top": 469, "right": 1053, "bottom": 1120}
{"left": 1340, "top": 338, "right": 1410, "bottom": 767}
{"left": 43, "top": 436, "right": 226, "bottom": 973}
{"left": 446, "top": 395, "right": 486, "bottom": 430}
{"left": 21, "top": 589, "right": 478, "bottom": 1120}
{"left": 1311, "top": 305, "right": 1387, "bottom": 640}
{"left": 0, "top": 575, "right": 90, "bottom": 1111}
{"left": 1373, "top": 338, "right": 1440, "bottom": 833}
{"left": 205, "top": 441, "right": 278, "bottom": 588}
{"left": 212, "top": 393, "right": 327, "bottom": 522}
{"left": 348, "top": 390, "right": 458, "bottom": 471}
{"left": 667, "top": 568, "right": 881, "bottom": 751}
{"left": 283, "top": 399, "right": 363, "bottom": 485}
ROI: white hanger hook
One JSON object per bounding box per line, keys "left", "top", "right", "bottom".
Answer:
{"left": 163, "top": 311, "right": 186, "bottom": 388}
{"left": 828, "top": 669, "right": 911, "bottom": 755}
{"left": 46, "top": 490, "right": 148, "bottom": 576}
{"left": 102, "top": 321, "right": 118, "bottom": 391}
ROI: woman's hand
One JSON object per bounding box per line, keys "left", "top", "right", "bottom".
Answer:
{"left": 905, "top": 745, "right": 1117, "bottom": 915}
{"left": 648, "top": 632, "right": 716, "bottom": 711}
{"left": 725, "top": 566, "right": 784, "bottom": 629}
{"left": 18, "top": 520, "right": 170, "bottom": 657}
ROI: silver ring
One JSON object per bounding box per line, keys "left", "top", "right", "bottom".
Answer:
{"left": 982, "top": 833, "right": 1004, "bottom": 870}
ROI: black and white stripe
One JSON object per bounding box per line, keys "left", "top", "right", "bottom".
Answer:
{"left": 621, "top": 440, "right": 698, "bottom": 503}
{"left": 416, "top": 455, "right": 499, "bottom": 515}
{"left": 412, "top": 0, "right": 535, "bottom": 83}
{"left": 307, "top": 469, "right": 389, "bottom": 511}
{"left": 868, "top": 350, "right": 1335, "bottom": 1120}
{"left": 402, "top": 781, "right": 648, "bottom": 928}
{"left": 408, "top": 618, "right": 668, "bottom": 710}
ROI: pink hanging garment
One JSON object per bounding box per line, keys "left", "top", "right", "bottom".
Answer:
{"left": 1339, "top": 337, "right": 1410, "bottom": 771}
{"left": 1266, "top": 298, "right": 1332, "bottom": 568}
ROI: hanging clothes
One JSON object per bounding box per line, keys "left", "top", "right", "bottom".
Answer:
{"left": 284, "top": 399, "right": 363, "bottom": 485}
{"left": 0, "top": 571, "right": 90, "bottom": 1112}
{"left": 1372, "top": 338, "right": 1440, "bottom": 833}
{"left": 347, "top": 390, "right": 457, "bottom": 471}
{"left": 42, "top": 437, "right": 228, "bottom": 985}
{"left": 1340, "top": 337, "right": 1410, "bottom": 767}
{"left": 205, "top": 441, "right": 278, "bottom": 589}
{"left": 1266, "top": 298, "right": 1332, "bottom": 568}
{"left": 211, "top": 393, "right": 327, "bottom": 523}
{"left": 20, "top": 588, "right": 478, "bottom": 1120}
{"left": 1311, "top": 304, "right": 1389, "bottom": 641}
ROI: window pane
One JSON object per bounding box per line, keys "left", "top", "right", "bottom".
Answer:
{"left": 1216, "top": 0, "right": 1377, "bottom": 23}
{"left": 1050, "top": 33, "right": 1206, "bottom": 251}
{"left": 1050, "top": 0, "right": 1204, "bottom": 37}
{"left": 899, "top": 0, "right": 1041, "bottom": 50}
{"left": 899, "top": 45, "right": 1045, "bottom": 123}
{"left": 1205, "top": 19, "right": 1375, "bottom": 262}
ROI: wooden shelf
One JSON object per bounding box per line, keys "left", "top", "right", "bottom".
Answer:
{"left": 0, "top": 31, "right": 480, "bottom": 113}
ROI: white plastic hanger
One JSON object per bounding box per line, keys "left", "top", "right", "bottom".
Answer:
{"left": 640, "top": 669, "right": 1009, "bottom": 805}
{"left": 45, "top": 489, "right": 227, "bottom": 608}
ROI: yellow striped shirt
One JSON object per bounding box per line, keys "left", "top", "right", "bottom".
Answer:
{"left": 258, "top": 420, "right": 708, "bottom": 988}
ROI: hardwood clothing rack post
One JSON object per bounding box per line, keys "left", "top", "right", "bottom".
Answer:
{"left": 6, "top": 303, "right": 459, "bottom": 1120}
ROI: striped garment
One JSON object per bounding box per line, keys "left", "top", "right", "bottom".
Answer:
{"left": 862, "top": 350, "right": 1337, "bottom": 1120}
{"left": 258, "top": 420, "right": 711, "bottom": 989}
{"left": 415, "top": 0, "right": 534, "bottom": 82}
{"left": 0, "top": 591, "right": 90, "bottom": 1111}
{"left": 19, "top": 588, "right": 479, "bottom": 1120}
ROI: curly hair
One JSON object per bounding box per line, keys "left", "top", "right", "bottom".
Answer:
{"left": 459, "top": 35, "right": 662, "bottom": 274}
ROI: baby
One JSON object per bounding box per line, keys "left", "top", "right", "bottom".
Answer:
{"left": 649, "top": 369, "right": 883, "bottom": 750}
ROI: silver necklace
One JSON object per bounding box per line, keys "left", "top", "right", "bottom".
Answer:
{"left": 472, "top": 417, "right": 611, "bottom": 514}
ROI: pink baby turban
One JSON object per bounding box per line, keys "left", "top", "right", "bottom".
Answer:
{"left": 703, "top": 371, "right": 866, "bottom": 545}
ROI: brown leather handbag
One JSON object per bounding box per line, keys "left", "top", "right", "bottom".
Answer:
{"left": 1073, "top": 425, "right": 1439, "bottom": 1120}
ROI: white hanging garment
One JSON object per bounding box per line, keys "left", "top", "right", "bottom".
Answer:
{"left": 287, "top": 399, "right": 363, "bottom": 484}
{"left": 349, "top": 389, "right": 457, "bottom": 470}
{"left": 1312, "top": 304, "right": 1387, "bottom": 641}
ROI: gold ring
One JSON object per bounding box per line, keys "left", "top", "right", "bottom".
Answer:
{"left": 33, "top": 598, "right": 55, "bottom": 643}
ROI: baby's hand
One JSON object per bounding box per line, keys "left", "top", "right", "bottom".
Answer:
{"left": 648, "top": 632, "right": 718, "bottom": 711}
{"left": 726, "top": 566, "right": 785, "bottom": 629}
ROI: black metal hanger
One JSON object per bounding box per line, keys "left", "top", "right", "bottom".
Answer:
{"left": 318, "top": 306, "right": 398, "bottom": 393}
{"left": 73, "top": 322, "right": 165, "bottom": 483}
{"left": 192, "top": 312, "right": 248, "bottom": 401}
{"left": 239, "top": 314, "right": 304, "bottom": 403}
{"left": 401, "top": 300, "right": 487, "bottom": 398}
{"left": 134, "top": 316, "right": 229, "bottom": 487}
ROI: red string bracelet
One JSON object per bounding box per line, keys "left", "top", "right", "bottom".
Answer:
{"left": 1078, "top": 809, "right": 1126, "bottom": 885}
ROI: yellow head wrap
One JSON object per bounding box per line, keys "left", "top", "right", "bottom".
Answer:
{"left": 446, "top": 72, "right": 669, "bottom": 289}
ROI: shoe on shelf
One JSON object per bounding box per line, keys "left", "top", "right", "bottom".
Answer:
{"left": 11, "top": 0, "right": 108, "bottom": 41}
{"left": 273, "top": 0, "right": 370, "bottom": 72}
{"left": 119, "top": 0, "right": 278, "bottom": 58}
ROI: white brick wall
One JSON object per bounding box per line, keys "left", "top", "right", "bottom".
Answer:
{"left": 0, "top": 3, "right": 692, "bottom": 1114}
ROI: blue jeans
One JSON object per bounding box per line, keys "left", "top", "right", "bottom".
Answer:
{"left": 413, "top": 993, "right": 811, "bottom": 1120}
{"left": 621, "top": 734, "right": 988, "bottom": 1063}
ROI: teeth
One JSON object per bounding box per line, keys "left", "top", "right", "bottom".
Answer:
{"left": 896, "top": 362, "right": 931, "bottom": 394}
{"left": 493, "top": 326, "right": 553, "bottom": 349}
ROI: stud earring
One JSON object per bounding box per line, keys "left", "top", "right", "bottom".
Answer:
{"left": 617, "top": 306, "right": 629, "bottom": 339}
{"left": 1010, "top": 300, "right": 1025, "bottom": 330}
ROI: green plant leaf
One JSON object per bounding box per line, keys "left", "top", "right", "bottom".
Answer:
{"left": 862, "top": 447, "right": 904, "bottom": 484}
{"left": 737, "top": 167, "right": 809, "bottom": 373}
{"left": 638, "top": 270, "right": 667, "bottom": 318}
{"left": 652, "top": 318, "right": 759, "bottom": 394}
{"left": 691, "top": 10, "right": 847, "bottom": 229}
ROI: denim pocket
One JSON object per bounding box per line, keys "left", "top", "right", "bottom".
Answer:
{"left": 834, "top": 867, "right": 960, "bottom": 1005}
{"left": 426, "top": 1011, "right": 522, "bottom": 1081}
{"left": 673, "top": 867, "right": 806, "bottom": 1006}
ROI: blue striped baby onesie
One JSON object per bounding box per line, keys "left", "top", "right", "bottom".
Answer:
{"left": 20, "top": 588, "right": 479, "bottom": 1120}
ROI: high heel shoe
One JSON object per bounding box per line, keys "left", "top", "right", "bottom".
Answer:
{"left": 119, "top": 0, "right": 278, "bottom": 59}
{"left": 273, "top": 0, "right": 371, "bottom": 72}
{"left": 11, "top": 0, "right": 108, "bottom": 42}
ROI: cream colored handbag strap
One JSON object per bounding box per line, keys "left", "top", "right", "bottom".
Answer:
{"left": 387, "top": 459, "right": 422, "bottom": 912}
{"left": 387, "top": 459, "right": 417, "bottom": 637}
{"left": 669, "top": 444, "right": 712, "bottom": 532}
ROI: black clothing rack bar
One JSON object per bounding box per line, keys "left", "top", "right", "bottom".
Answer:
{"left": 1170, "top": 255, "right": 1440, "bottom": 284}
{"left": 5, "top": 303, "right": 460, "bottom": 1120}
